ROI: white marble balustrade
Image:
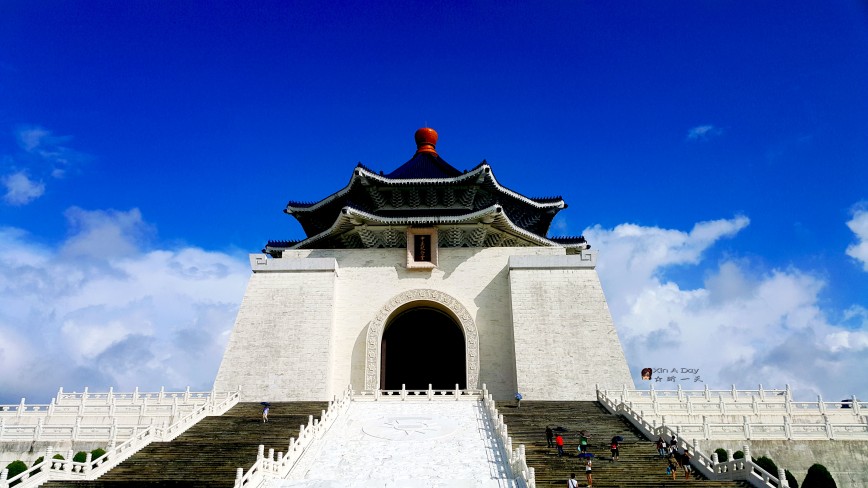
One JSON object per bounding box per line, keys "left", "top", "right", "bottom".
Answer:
{"left": 0, "top": 387, "right": 234, "bottom": 444}
{"left": 597, "top": 387, "right": 788, "bottom": 488}
{"left": 0, "top": 390, "right": 240, "bottom": 488}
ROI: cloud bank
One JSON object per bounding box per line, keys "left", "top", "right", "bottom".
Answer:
{"left": 586, "top": 216, "right": 868, "bottom": 400}
{"left": 0, "top": 208, "right": 249, "bottom": 403}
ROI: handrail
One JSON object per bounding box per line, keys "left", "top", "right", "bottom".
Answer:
{"left": 1, "top": 391, "right": 240, "bottom": 488}
{"left": 597, "top": 387, "right": 791, "bottom": 488}
{"left": 481, "top": 386, "right": 534, "bottom": 488}
{"left": 233, "top": 386, "right": 353, "bottom": 488}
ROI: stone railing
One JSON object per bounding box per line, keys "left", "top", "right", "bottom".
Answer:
{"left": 599, "top": 384, "right": 865, "bottom": 422}
{"left": 598, "top": 385, "right": 868, "bottom": 440}
{"left": 0, "top": 388, "right": 233, "bottom": 444}
{"left": 481, "top": 386, "right": 535, "bottom": 488}
{"left": 353, "top": 384, "right": 483, "bottom": 401}
{"left": 0, "top": 390, "right": 240, "bottom": 488}
{"left": 233, "top": 386, "right": 353, "bottom": 488}
{"left": 598, "top": 387, "right": 790, "bottom": 488}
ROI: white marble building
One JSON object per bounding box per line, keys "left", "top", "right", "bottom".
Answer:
{"left": 214, "top": 129, "right": 634, "bottom": 401}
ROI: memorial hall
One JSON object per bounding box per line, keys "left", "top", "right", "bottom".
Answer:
{"left": 214, "top": 127, "right": 634, "bottom": 403}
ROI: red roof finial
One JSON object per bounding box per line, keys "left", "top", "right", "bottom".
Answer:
{"left": 414, "top": 127, "right": 438, "bottom": 155}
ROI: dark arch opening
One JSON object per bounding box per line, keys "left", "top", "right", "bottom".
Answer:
{"left": 381, "top": 307, "right": 466, "bottom": 390}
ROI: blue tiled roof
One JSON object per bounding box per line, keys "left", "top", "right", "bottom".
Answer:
{"left": 384, "top": 152, "right": 463, "bottom": 179}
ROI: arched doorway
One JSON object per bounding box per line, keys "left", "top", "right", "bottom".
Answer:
{"left": 364, "top": 289, "right": 479, "bottom": 391}
{"left": 380, "top": 307, "right": 466, "bottom": 390}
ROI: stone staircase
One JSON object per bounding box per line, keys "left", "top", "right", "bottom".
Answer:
{"left": 500, "top": 401, "right": 748, "bottom": 487}
{"left": 39, "top": 401, "right": 327, "bottom": 488}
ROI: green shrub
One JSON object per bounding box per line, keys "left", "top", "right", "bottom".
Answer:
{"left": 31, "top": 456, "right": 44, "bottom": 467}
{"left": 5, "top": 460, "right": 28, "bottom": 479}
{"left": 755, "top": 456, "right": 779, "bottom": 476}
{"left": 714, "top": 448, "right": 728, "bottom": 462}
{"left": 802, "top": 463, "right": 836, "bottom": 488}
{"left": 785, "top": 469, "right": 799, "bottom": 488}
{"left": 733, "top": 450, "right": 744, "bottom": 460}
{"left": 91, "top": 448, "right": 107, "bottom": 459}
{"left": 52, "top": 453, "right": 64, "bottom": 460}
{"left": 72, "top": 451, "right": 88, "bottom": 463}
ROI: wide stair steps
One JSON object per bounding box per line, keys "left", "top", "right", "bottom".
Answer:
{"left": 500, "top": 401, "right": 748, "bottom": 487}
{"left": 40, "top": 401, "right": 327, "bottom": 488}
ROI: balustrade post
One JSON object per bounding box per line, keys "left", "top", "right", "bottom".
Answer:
{"left": 687, "top": 395, "right": 693, "bottom": 416}
{"left": 159, "top": 386, "right": 165, "bottom": 403}
{"left": 83, "top": 387, "right": 89, "bottom": 403}
{"left": 1, "top": 468, "right": 8, "bottom": 484}
{"left": 719, "top": 394, "right": 726, "bottom": 415}
{"left": 257, "top": 444, "right": 265, "bottom": 460}
{"left": 73, "top": 417, "right": 81, "bottom": 441}
{"left": 184, "top": 386, "right": 191, "bottom": 403}
{"left": 759, "top": 384, "right": 765, "bottom": 401}
{"left": 853, "top": 394, "right": 860, "bottom": 416}
{"left": 752, "top": 395, "right": 759, "bottom": 415}
{"left": 711, "top": 452, "right": 719, "bottom": 465}
{"left": 825, "top": 415, "right": 834, "bottom": 440}
{"left": 107, "top": 386, "right": 114, "bottom": 404}
{"left": 401, "top": 384, "right": 406, "bottom": 401}
{"left": 779, "top": 468, "right": 790, "bottom": 488}
{"left": 374, "top": 388, "right": 380, "bottom": 401}
{"left": 783, "top": 416, "right": 792, "bottom": 439}
{"left": 17, "top": 398, "right": 25, "bottom": 418}
{"left": 236, "top": 468, "right": 243, "bottom": 483}
{"left": 818, "top": 394, "right": 826, "bottom": 414}
{"left": 172, "top": 396, "right": 179, "bottom": 423}
{"left": 268, "top": 448, "right": 274, "bottom": 461}
{"left": 704, "top": 384, "right": 711, "bottom": 401}
{"left": 785, "top": 384, "right": 792, "bottom": 402}
{"left": 677, "top": 384, "right": 684, "bottom": 402}
{"left": 288, "top": 437, "right": 295, "bottom": 450}
{"left": 732, "top": 384, "right": 738, "bottom": 401}
{"left": 428, "top": 384, "right": 433, "bottom": 401}
{"left": 743, "top": 416, "right": 751, "bottom": 440}
{"left": 693, "top": 438, "right": 700, "bottom": 455}
{"left": 84, "top": 452, "right": 92, "bottom": 473}
{"left": 622, "top": 383, "right": 628, "bottom": 403}
{"left": 35, "top": 418, "right": 44, "bottom": 441}
{"left": 650, "top": 384, "right": 656, "bottom": 401}
{"left": 455, "top": 383, "right": 459, "bottom": 400}
{"left": 133, "top": 386, "right": 139, "bottom": 403}
{"left": 726, "top": 449, "right": 734, "bottom": 465}
{"left": 46, "top": 447, "right": 54, "bottom": 470}
{"left": 277, "top": 451, "right": 283, "bottom": 462}
{"left": 65, "top": 449, "right": 74, "bottom": 472}
{"left": 110, "top": 418, "right": 117, "bottom": 447}
{"left": 702, "top": 416, "right": 710, "bottom": 440}
{"left": 743, "top": 444, "right": 751, "bottom": 462}
{"left": 48, "top": 398, "right": 55, "bottom": 416}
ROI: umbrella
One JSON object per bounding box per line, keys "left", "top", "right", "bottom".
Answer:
{"left": 612, "top": 435, "right": 624, "bottom": 442}
{"left": 260, "top": 402, "right": 271, "bottom": 407}
{"left": 578, "top": 453, "right": 595, "bottom": 459}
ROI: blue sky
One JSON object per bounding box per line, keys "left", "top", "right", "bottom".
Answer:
{"left": 1, "top": 1, "right": 867, "bottom": 403}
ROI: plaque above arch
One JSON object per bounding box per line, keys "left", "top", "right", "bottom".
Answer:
{"left": 364, "top": 289, "right": 479, "bottom": 391}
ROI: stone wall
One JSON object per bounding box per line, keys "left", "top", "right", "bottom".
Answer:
{"left": 711, "top": 439, "right": 868, "bottom": 488}
{"left": 213, "top": 256, "right": 337, "bottom": 401}
{"left": 509, "top": 253, "right": 634, "bottom": 400}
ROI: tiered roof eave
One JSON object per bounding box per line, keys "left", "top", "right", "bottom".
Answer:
{"left": 283, "top": 163, "right": 566, "bottom": 214}
{"left": 265, "top": 204, "right": 588, "bottom": 253}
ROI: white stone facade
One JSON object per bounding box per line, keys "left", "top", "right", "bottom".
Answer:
{"left": 214, "top": 247, "right": 634, "bottom": 401}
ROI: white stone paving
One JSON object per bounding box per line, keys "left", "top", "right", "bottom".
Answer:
{"left": 268, "top": 400, "right": 517, "bottom": 488}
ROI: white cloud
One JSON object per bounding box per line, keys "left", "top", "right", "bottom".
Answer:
{"left": 686, "top": 124, "right": 723, "bottom": 141}
{"left": 2, "top": 171, "right": 45, "bottom": 205}
{"left": 586, "top": 216, "right": 868, "bottom": 400}
{"left": 846, "top": 209, "right": 868, "bottom": 271}
{"left": 0, "top": 209, "right": 249, "bottom": 403}
{"left": 1, "top": 125, "right": 88, "bottom": 206}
